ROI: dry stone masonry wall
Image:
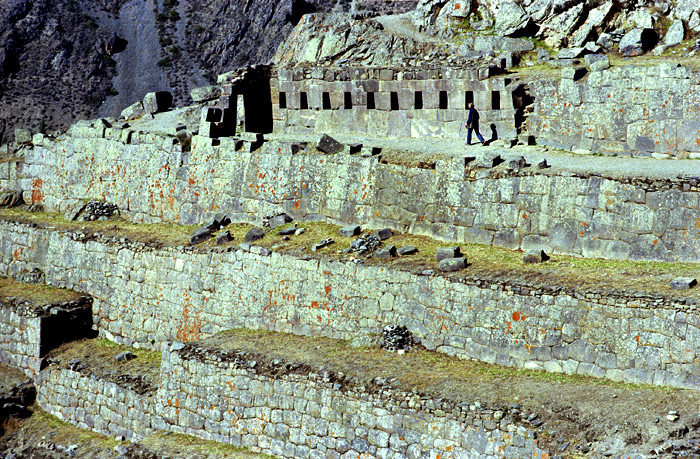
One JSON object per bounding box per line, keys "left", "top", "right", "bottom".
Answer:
{"left": 37, "top": 368, "right": 158, "bottom": 441}
{"left": 21, "top": 133, "right": 700, "bottom": 262}
{"left": 3, "top": 221, "right": 700, "bottom": 388}
{"left": 0, "top": 294, "right": 92, "bottom": 377}
{"left": 529, "top": 63, "right": 700, "bottom": 157}
{"left": 271, "top": 66, "right": 519, "bottom": 140}
{"left": 154, "top": 343, "right": 546, "bottom": 459}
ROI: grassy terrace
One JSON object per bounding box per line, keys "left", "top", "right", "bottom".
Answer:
{"left": 1, "top": 208, "right": 698, "bottom": 301}
{"left": 0, "top": 276, "right": 84, "bottom": 306}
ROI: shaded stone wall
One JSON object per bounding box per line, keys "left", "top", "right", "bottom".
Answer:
{"left": 3, "top": 221, "right": 700, "bottom": 388}
{"left": 21, "top": 134, "right": 700, "bottom": 261}
{"left": 528, "top": 63, "right": 700, "bottom": 157}
{"left": 36, "top": 368, "right": 159, "bottom": 441}
{"left": 0, "top": 295, "right": 93, "bottom": 377}
{"left": 270, "top": 67, "right": 519, "bottom": 140}
{"left": 155, "top": 343, "right": 545, "bottom": 458}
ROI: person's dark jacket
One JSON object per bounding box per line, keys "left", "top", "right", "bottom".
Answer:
{"left": 467, "top": 107, "right": 480, "bottom": 127}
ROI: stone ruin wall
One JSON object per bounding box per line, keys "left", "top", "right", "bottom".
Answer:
{"left": 270, "top": 66, "right": 520, "bottom": 140}
{"left": 3, "top": 220, "right": 700, "bottom": 389}
{"left": 36, "top": 344, "right": 546, "bottom": 459}
{"left": 529, "top": 63, "right": 700, "bottom": 157}
{"left": 18, "top": 130, "right": 700, "bottom": 262}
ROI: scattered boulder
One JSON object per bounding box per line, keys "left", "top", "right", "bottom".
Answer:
{"left": 339, "top": 225, "right": 361, "bottom": 237}
{"left": 346, "top": 234, "right": 380, "bottom": 255}
{"left": 398, "top": 246, "right": 418, "bottom": 256}
{"left": 190, "top": 227, "right": 212, "bottom": 245}
{"left": 190, "top": 85, "right": 221, "bottom": 103}
{"left": 120, "top": 101, "right": 145, "bottom": 120}
{"left": 312, "top": 238, "right": 334, "bottom": 251}
{"left": 373, "top": 245, "right": 397, "bottom": 259}
{"left": 317, "top": 133, "right": 344, "bottom": 154}
{"left": 436, "top": 246, "right": 462, "bottom": 261}
{"left": 589, "top": 55, "right": 610, "bottom": 71}
{"left": 143, "top": 91, "right": 173, "bottom": 114}
{"left": 671, "top": 278, "right": 697, "bottom": 290}
{"left": 268, "top": 213, "right": 293, "bottom": 230}
{"left": 438, "top": 257, "right": 467, "bottom": 272}
{"left": 664, "top": 20, "right": 686, "bottom": 47}
{"left": 618, "top": 28, "right": 658, "bottom": 57}
{"left": 596, "top": 33, "right": 615, "bottom": 51}
{"left": 493, "top": 0, "right": 531, "bottom": 36}
{"left": 557, "top": 47, "right": 585, "bottom": 59}
{"left": 114, "top": 351, "right": 134, "bottom": 362}
{"left": 82, "top": 200, "right": 118, "bottom": 221}
{"left": 523, "top": 250, "right": 550, "bottom": 263}
{"left": 537, "top": 49, "right": 551, "bottom": 63}
{"left": 216, "top": 212, "right": 233, "bottom": 227}
{"left": 278, "top": 224, "right": 298, "bottom": 236}
{"left": 374, "top": 228, "right": 393, "bottom": 240}
{"left": 13, "top": 128, "right": 31, "bottom": 144}
{"left": 203, "top": 218, "right": 222, "bottom": 232}
{"left": 244, "top": 227, "right": 265, "bottom": 243}
{"left": 216, "top": 230, "right": 233, "bottom": 245}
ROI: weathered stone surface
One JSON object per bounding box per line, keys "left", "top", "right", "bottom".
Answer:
{"left": 373, "top": 245, "right": 397, "bottom": 259}
{"left": 143, "top": 92, "right": 173, "bottom": 114}
{"left": 438, "top": 257, "right": 467, "bottom": 272}
{"left": 619, "top": 28, "right": 658, "bottom": 57}
{"left": 339, "top": 225, "right": 361, "bottom": 237}
{"left": 114, "top": 351, "right": 134, "bottom": 362}
{"left": 120, "top": 101, "right": 145, "bottom": 120}
{"left": 190, "top": 227, "right": 212, "bottom": 245}
{"left": 436, "top": 246, "right": 462, "bottom": 261}
{"left": 190, "top": 86, "right": 221, "bottom": 103}
{"left": 493, "top": 1, "right": 530, "bottom": 36}
{"left": 216, "top": 230, "right": 233, "bottom": 245}
{"left": 269, "top": 213, "right": 293, "bottom": 229}
{"left": 374, "top": 228, "right": 393, "bottom": 240}
{"left": 589, "top": 56, "right": 610, "bottom": 71}
{"left": 664, "top": 20, "right": 686, "bottom": 46}
{"left": 14, "top": 128, "right": 32, "bottom": 143}
{"left": 671, "top": 278, "right": 697, "bottom": 290}
{"left": 317, "top": 133, "right": 344, "bottom": 154}
{"left": 398, "top": 245, "right": 418, "bottom": 256}
{"left": 523, "top": 250, "right": 549, "bottom": 263}
{"left": 244, "top": 227, "right": 265, "bottom": 242}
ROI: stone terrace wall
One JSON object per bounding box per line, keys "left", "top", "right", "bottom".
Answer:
{"left": 0, "top": 304, "right": 42, "bottom": 376}
{"left": 270, "top": 67, "right": 519, "bottom": 140}
{"left": 0, "top": 295, "right": 93, "bottom": 377}
{"left": 529, "top": 63, "right": 700, "bottom": 157}
{"left": 21, "top": 134, "right": 700, "bottom": 261}
{"left": 155, "top": 343, "right": 546, "bottom": 458}
{"left": 3, "top": 221, "right": 700, "bottom": 388}
{"left": 37, "top": 368, "right": 159, "bottom": 441}
{"left": 0, "top": 157, "right": 23, "bottom": 194}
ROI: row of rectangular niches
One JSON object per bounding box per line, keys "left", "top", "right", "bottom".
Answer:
{"left": 278, "top": 90, "right": 502, "bottom": 110}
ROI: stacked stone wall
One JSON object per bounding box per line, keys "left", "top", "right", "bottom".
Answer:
{"left": 270, "top": 67, "right": 518, "bottom": 140}
{"left": 3, "top": 221, "right": 700, "bottom": 388}
{"left": 0, "top": 304, "right": 41, "bottom": 376}
{"left": 0, "top": 295, "right": 93, "bottom": 377}
{"left": 37, "top": 368, "right": 159, "bottom": 441}
{"left": 20, "top": 135, "right": 700, "bottom": 261}
{"left": 529, "top": 63, "right": 700, "bottom": 157}
{"left": 155, "top": 343, "right": 545, "bottom": 458}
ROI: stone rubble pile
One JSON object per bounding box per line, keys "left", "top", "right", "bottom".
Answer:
{"left": 379, "top": 324, "right": 414, "bottom": 352}
{"left": 344, "top": 234, "right": 381, "bottom": 255}
{"left": 82, "top": 200, "right": 119, "bottom": 221}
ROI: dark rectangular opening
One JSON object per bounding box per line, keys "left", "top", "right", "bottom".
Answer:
{"left": 322, "top": 92, "right": 331, "bottom": 110}
{"left": 439, "top": 91, "right": 448, "bottom": 109}
{"left": 492, "top": 91, "right": 501, "bottom": 110}
{"left": 465, "top": 91, "right": 474, "bottom": 109}
{"left": 414, "top": 91, "right": 423, "bottom": 109}
{"left": 390, "top": 92, "right": 399, "bottom": 111}
{"left": 367, "top": 92, "right": 375, "bottom": 109}
{"left": 300, "top": 92, "right": 308, "bottom": 110}
{"left": 344, "top": 92, "right": 352, "bottom": 109}
{"left": 279, "top": 92, "right": 287, "bottom": 109}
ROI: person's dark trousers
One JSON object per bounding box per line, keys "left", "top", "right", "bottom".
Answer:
{"left": 467, "top": 125, "right": 485, "bottom": 144}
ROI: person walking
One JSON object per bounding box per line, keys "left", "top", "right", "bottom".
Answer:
{"left": 465, "top": 102, "right": 485, "bottom": 146}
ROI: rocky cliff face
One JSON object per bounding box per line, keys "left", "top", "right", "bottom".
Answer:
{"left": 0, "top": 0, "right": 342, "bottom": 143}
